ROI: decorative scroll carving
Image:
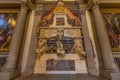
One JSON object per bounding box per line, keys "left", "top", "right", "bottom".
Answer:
{"left": 73, "top": 40, "right": 86, "bottom": 60}
{"left": 39, "top": 28, "right": 82, "bottom": 39}
{"left": 36, "top": 39, "right": 47, "bottom": 59}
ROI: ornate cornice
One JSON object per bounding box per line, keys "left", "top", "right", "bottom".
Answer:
{"left": 0, "top": 4, "right": 20, "bottom": 9}
{"left": 87, "top": 0, "right": 120, "bottom": 9}
{"left": 0, "top": 0, "right": 35, "bottom": 10}
{"left": 100, "top": 3, "right": 120, "bottom": 9}
{"left": 113, "top": 52, "right": 120, "bottom": 58}
{"left": 0, "top": 0, "right": 20, "bottom": 9}
{"left": 99, "top": 0, "right": 120, "bottom": 4}
{"left": 0, "top": 0, "right": 20, "bottom": 4}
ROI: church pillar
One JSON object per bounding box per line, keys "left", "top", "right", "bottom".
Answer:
{"left": 91, "top": 3, "right": 119, "bottom": 72}
{"left": 86, "top": 10, "right": 99, "bottom": 75}
{"left": 79, "top": 4, "right": 97, "bottom": 76}
{"left": 21, "top": 4, "right": 42, "bottom": 76}
{"left": 4, "top": 3, "right": 28, "bottom": 78}
{"left": 21, "top": 10, "right": 36, "bottom": 75}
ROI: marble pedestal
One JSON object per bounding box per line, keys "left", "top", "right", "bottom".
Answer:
{"left": 100, "top": 68, "right": 120, "bottom": 80}
{"left": 34, "top": 54, "right": 88, "bottom": 74}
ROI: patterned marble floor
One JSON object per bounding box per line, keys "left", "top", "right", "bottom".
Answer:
{"left": 14, "top": 74, "right": 98, "bottom": 80}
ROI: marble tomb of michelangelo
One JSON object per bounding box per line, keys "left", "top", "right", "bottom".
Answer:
{"left": 0, "top": 0, "right": 120, "bottom": 80}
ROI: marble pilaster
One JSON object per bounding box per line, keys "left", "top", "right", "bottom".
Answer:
{"left": 4, "top": 3, "right": 28, "bottom": 76}
{"left": 86, "top": 10, "right": 99, "bottom": 75}
{"left": 91, "top": 3, "right": 119, "bottom": 72}
{"left": 21, "top": 9, "right": 42, "bottom": 75}
{"left": 21, "top": 10, "right": 35, "bottom": 74}
{"left": 79, "top": 4, "right": 97, "bottom": 76}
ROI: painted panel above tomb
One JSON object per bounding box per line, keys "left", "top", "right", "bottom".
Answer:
{"left": 39, "top": 0, "right": 81, "bottom": 28}
{"left": 0, "top": 12, "right": 18, "bottom": 52}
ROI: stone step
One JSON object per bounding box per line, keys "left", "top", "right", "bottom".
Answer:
{"left": 22, "top": 74, "right": 98, "bottom": 80}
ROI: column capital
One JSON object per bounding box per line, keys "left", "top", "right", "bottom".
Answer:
{"left": 35, "top": 4, "right": 42, "bottom": 11}
{"left": 79, "top": 4, "right": 87, "bottom": 15}
{"left": 87, "top": 0, "right": 99, "bottom": 11}
{"left": 34, "top": 4, "right": 42, "bottom": 15}
{"left": 20, "top": 1, "right": 29, "bottom": 10}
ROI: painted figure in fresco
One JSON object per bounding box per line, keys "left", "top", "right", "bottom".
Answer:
{"left": 113, "top": 14, "right": 120, "bottom": 48}
{"left": 107, "top": 17, "right": 118, "bottom": 47}
{"left": 36, "top": 39, "right": 47, "bottom": 59}
{"left": 73, "top": 40, "right": 86, "bottom": 60}
{"left": 118, "top": 34, "right": 120, "bottom": 48}
{"left": 104, "top": 14, "right": 120, "bottom": 48}
{"left": 56, "top": 41, "right": 65, "bottom": 58}
{"left": 0, "top": 14, "right": 15, "bottom": 50}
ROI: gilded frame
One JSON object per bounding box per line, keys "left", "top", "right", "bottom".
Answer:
{"left": 101, "top": 9, "right": 120, "bottom": 52}
{"left": 0, "top": 10, "right": 19, "bottom": 52}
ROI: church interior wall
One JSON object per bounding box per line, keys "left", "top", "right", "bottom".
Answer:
{"left": 0, "top": 9, "right": 20, "bottom": 71}
{"left": 0, "top": 0, "right": 120, "bottom": 80}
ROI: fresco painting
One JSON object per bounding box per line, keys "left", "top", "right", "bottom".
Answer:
{"left": 103, "top": 13, "right": 120, "bottom": 51}
{"left": 0, "top": 13, "right": 17, "bottom": 51}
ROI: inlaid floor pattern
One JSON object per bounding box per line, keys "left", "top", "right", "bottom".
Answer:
{"left": 15, "top": 74, "right": 98, "bottom": 80}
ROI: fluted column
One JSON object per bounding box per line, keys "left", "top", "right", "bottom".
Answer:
{"left": 21, "top": 4, "right": 42, "bottom": 75}
{"left": 92, "top": 3, "right": 119, "bottom": 72}
{"left": 79, "top": 4, "right": 97, "bottom": 76}
{"left": 5, "top": 4, "right": 28, "bottom": 71}
{"left": 21, "top": 10, "right": 35, "bottom": 73}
